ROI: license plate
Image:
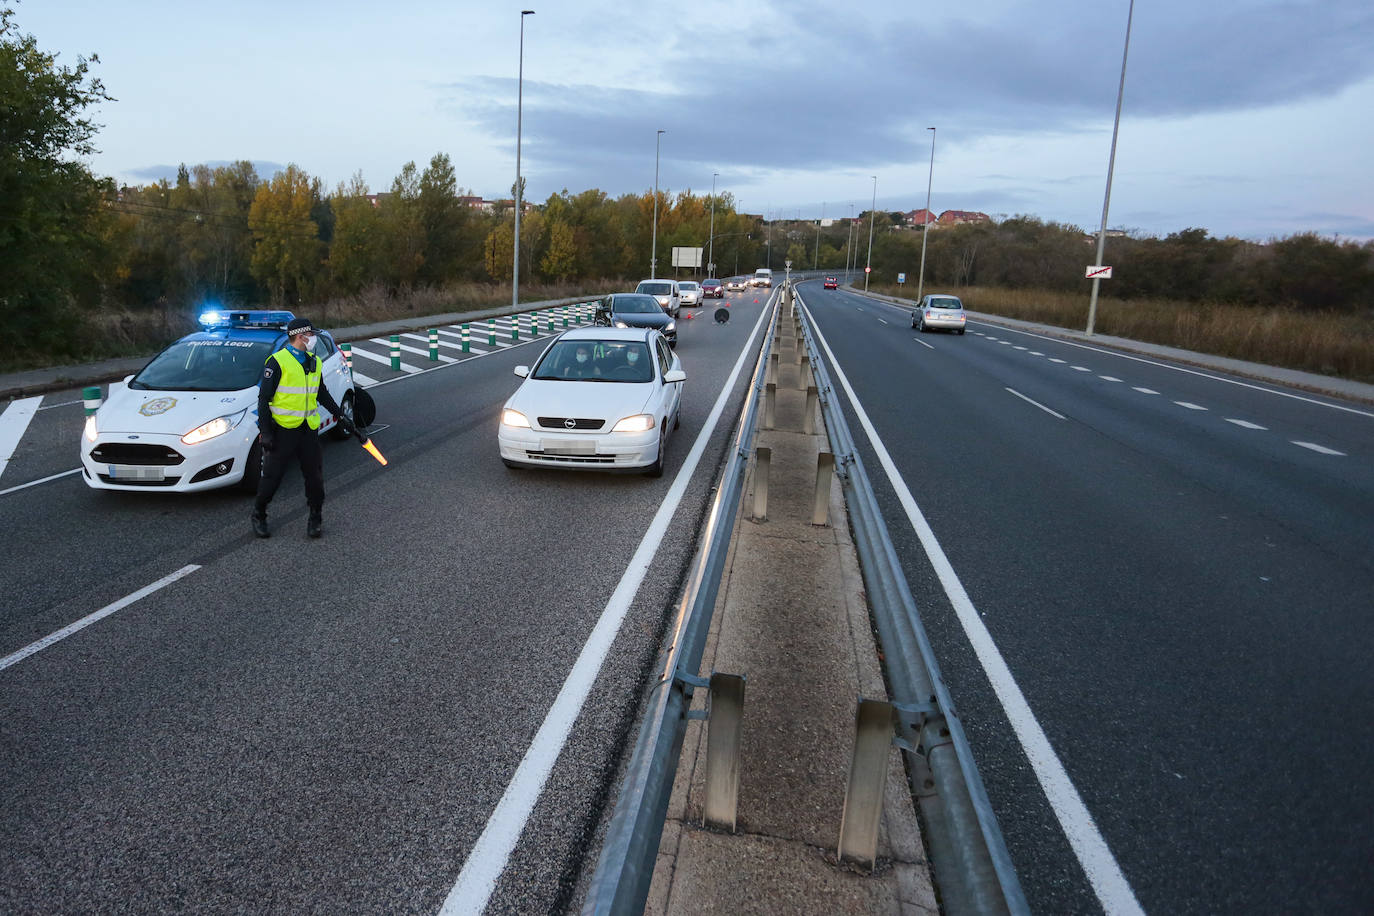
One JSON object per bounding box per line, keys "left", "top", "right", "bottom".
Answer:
{"left": 109, "top": 465, "right": 165, "bottom": 481}
{"left": 540, "top": 439, "right": 596, "bottom": 455}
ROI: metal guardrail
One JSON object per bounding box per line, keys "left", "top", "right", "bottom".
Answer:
{"left": 793, "top": 285, "right": 1030, "bottom": 915}
{"left": 581, "top": 288, "right": 782, "bottom": 915}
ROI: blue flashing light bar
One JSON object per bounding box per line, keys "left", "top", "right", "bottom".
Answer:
{"left": 197, "top": 309, "right": 295, "bottom": 330}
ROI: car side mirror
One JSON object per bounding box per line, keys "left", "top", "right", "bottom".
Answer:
{"left": 123, "top": 374, "right": 134, "bottom": 383}
{"left": 514, "top": 365, "right": 529, "bottom": 378}
{"left": 664, "top": 369, "right": 686, "bottom": 384}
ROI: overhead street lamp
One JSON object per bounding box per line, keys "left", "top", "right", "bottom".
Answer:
{"left": 651, "top": 129, "right": 665, "bottom": 279}
{"left": 1087, "top": 0, "right": 1135, "bottom": 337}
{"left": 916, "top": 127, "right": 936, "bottom": 303}
{"left": 708, "top": 171, "right": 718, "bottom": 278}
{"left": 512, "top": 9, "right": 534, "bottom": 310}
{"left": 864, "top": 176, "right": 877, "bottom": 292}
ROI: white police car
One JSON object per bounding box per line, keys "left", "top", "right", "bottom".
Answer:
{"left": 81, "top": 310, "right": 359, "bottom": 493}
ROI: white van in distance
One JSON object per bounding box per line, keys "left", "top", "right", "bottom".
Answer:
{"left": 751, "top": 268, "right": 773, "bottom": 288}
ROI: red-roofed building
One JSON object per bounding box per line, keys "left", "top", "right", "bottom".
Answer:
{"left": 938, "top": 209, "right": 991, "bottom": 226}
{"left": 906, "top": 208, "right": 938, "bottom": 227}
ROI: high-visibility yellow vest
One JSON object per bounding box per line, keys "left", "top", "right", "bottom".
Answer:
{"left": 268, "top": 349, "right": 321, "bottom": 430}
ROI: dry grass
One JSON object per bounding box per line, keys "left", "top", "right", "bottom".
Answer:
{"left": 869, "top": 283, "right": 1374, "bottom": 383}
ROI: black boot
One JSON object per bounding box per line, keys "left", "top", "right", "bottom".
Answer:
{"left": 307, "top": 511, "right": 323, "bottom": 539}
{"left": 251, "top": 510, "right": 270, "bottom": 538}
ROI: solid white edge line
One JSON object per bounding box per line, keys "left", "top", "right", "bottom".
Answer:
{"left": 0, "top": 564, "right": 202, "bottom": 672}
{"left": 438, "top": 291, "right": 777, "bottom": 915}
{"left": 1005, "top": 387, "right": 1067, "bottom": 420}
{"left": 0, "top": 467, "right": 82, "bottom": 498}
{"left": 801, "top": 294, "right": 1145, "bottom": 916}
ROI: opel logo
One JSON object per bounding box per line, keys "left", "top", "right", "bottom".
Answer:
{"left": 564, "top": 418, "right": 576, "bottom": 429}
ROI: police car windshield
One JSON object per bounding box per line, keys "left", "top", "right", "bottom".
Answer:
{"left": 131, "top": 339, "right": 277, "bottom": 391}
{"left": 532, "top": 340, "right": 653, "bottom": 383}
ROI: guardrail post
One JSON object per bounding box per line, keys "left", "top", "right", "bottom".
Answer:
{"left": 752, "top": 446, "right": 771, "bottom": 521}
{"left": 461, "top": 324, "right": 471, "bottom": 353}
{"left": 804, "top": 386, "right": 819, "bottom": 435}
{"left": 389, "top": 335, "right": 400, "bottom": 371}
{"left": 340, "top": 343, "right": 352, "bottom": 372}
{"left": 767, "top": 352, "right": 778, "bottom": 386}
{"left": 703, "top": 673, "right": 746, "bottom": 832}
{"left": 428, "top": 328, "right": 439, "bottom": 361}
{"left": 764, "top": 383, "right": 777, "bottom": 430}
{"left": 800, "top": 354, "right": 812, "bottom": 389}
{"left": 813, "top": 451, "right": 834, "bottom": 525}
{"left": 82, "top": 386, "right": 102, "bottom": 415}
{"left": 838, "top": 698, "right": 894, "bottom": 868}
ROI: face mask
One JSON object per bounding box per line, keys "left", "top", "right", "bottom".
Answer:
{"left": 576, "top": 353, "right": 588, "bottom": 363}
{"left": 301, "top": 335, "right": 316, "bottom": 351}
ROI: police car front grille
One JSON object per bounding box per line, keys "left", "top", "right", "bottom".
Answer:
{"left": 537, "top": 417, "right": 606, "bottom": 430}
{"left": 90, "top": 443, "right": 185, "bottom": 466}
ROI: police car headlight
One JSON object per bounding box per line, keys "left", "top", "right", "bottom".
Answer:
{"left": 502, "top": 409, "right": 531, "bottom": 428}
{"left": 182, "top": 409, "right": 247, "bottom": 445}
{"left": 613, "top": 320, "right": 629, "bottom": 329}
{"left": 83, "top": 415, "right": 98, "bottom": 443}
{"left": 612, "top": 414, "right": 655, "bottom": 433}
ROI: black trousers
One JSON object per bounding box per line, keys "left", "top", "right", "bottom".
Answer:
{"left": 254, "top": 423, "right": 324, "bottom": 515}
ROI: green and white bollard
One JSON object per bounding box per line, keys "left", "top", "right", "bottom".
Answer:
{"left": 488, "top": 319, "right": 496, "bottom": 346}
{"left": 561, "top": 306, "right": 568, "bottom": 328}
{"left": 428, "top": 328, "right": 439, "bottom": 361}
{"left": 546, "top": 311, "right": 555, "bottom": 334}
{"left": 340, "top": 342, "right": 353, "bottom": 372}
{"left": 390, "top": 334, "right": 401, "bottom": 371}
{"left": 82, "top": 386, "right": 102, "bottom": 416}
{"left": 511, "top": 315, "right": 520, "bottom": 342}
{"left": 461, "top": 323, "right": 471, "bottom": 353}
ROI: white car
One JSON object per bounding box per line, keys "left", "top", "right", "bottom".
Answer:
{"left": 725, "top": 277, "right": 748, "bottom": 292}
{"left": 634, "top": 279, "right": 681, "bottom": 318}
{"left": 677, "top": 281, "right": 703, "bottom": 307}
{"left": 750, "top": 268, "right": 773, "bottom": 288}
{"left": 498, "top": 328, "right": 686, "bottom": 476}
{"left": 81, "top": 310, "right": 359, "bottom": 492}
{"left": 912, "top": 294, "right": 967, "bottom": 334}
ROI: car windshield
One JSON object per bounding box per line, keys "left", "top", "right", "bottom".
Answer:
{"left": 638, "top": 282, "right": 673, "bottom": 296}
{"left": 130, "top": 338, "right": 277, "bottom": 391}
{"left": 928, "top": 298, "right": 962, "bottom": 310}
{"left": 532, "top": 340, "right": 654, "bottom": 383}
{"left": 703, "top": 280, "right": 719, "bottom": 286}
{"left": 613, "top": 295, "right": 662, "bottom": 314}
{"left": 679, "top": 282, "right": 699, "bottom": 290}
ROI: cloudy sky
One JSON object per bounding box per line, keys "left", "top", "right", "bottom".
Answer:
{"left": 20, "top": 0, "right": 1374, "bottom": 240}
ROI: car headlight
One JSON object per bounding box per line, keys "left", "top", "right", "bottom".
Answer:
{"left": 665, "top": 321, "right": 676, "bottom": 331}
{"left": 84, "top": 414, "right": 98, "bottom": 443}
{"left": 614, "top": 320, "right": 629, "bottom": 329}
{"left": 612, "top": 414, "right": 655, "bottom": 433}
{"left": 502, "top": 409, "right": 531, "bottom": 428}
{"left": 181, "top": 409, "right": 247, "bottom": 445}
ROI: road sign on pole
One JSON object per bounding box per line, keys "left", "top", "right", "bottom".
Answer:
{"left": 1085, "top": 265, "right": 1114, "bottom": 279}
{"left": 672, "top": 247, "right": 703, "bottom": 268}
{"left": 864, "top": 266, "right": 872, "bottom": 273}
{"left": 897, "top": 272, "right": 906, "bottom": 284}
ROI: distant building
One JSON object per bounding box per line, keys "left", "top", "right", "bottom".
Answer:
{"left": 937, "top": 209, "right": 991, "bottom": 226}
{"left": 457, "top": 196, "right": 495, "bottom": 212}
{"left": 906, "top": 208, "right": 938, "bottom": 227}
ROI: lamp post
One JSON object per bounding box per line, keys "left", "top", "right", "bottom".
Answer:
{"left": 512, "top": 9, "right": 534, "bottom": 310}
{"left": 708, "top": 171, "right": 718, "bottom": 278}
{"left": 916, "top": 127, "right": 936, "bottom": 303}
{"left": 650, "top": 129, "right": 665, "bottom": 278}
{"left": 864, "top": 176, "right": 877, "bottom": 292}
{"left": 1087, "top": 0, "right": 1135, "bottom": 337}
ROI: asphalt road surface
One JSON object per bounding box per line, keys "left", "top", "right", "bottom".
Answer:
{"left": 0, "top": 288, "right": 775, "bottom": 914}
{"left": 797, "top": 280, "right": 1374, "bottom": 914}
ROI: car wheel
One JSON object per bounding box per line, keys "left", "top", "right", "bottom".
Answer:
{"left": 329, "top": 391, "right": 355, "bottom": 441}
{"left": 645, "top": 426, "right": 666, "bottom": 478}
{"left": 912, "top": 315, "right": 918, "bottom": 328}
{"left": 958, "top": 328, "right": 966, "bottom": 335}
{"left": 673, "top": 409, "right": 681, "bottom": 431}
{"left": 918, "top": 318, "right": 927, "bottom": 332}
{"left": 239, "top": 439, "right": 263, "bottom": 492}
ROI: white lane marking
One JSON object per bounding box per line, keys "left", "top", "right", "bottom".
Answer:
{"left": 350, "top": 370, "right": 380, "bottom": 387}
{"left": 402, "top": 333, "right": 469, "bottom": 355}
{"left": 440, "top": 291, "right": 778, "bottom": 914}
{"left": 1013, "top": 346, "right": 1028, "bottom": 351}
{"left": 0, "top": 564, "right": 202, "bottom": 672}
{"left": 802, "top": 301, "right": 1145, "bottom": 916}
{"left": 1174, "top": 401, "right": 1207, "bottom": 411}
{"left": 998, "top": 341, "right": 1013, "bottom": 346}
{"left": 349, "top": 345, "right": 422, "bottom": 374}
{"left": 913, "top": 337, "right": 935, "bottom": 350}
{"left": 877, "top": 318, "right": 889, "bottom": 325}
{"left": 0, "top": 396, "right": 43, "bottom": 480}
{"left": 1006, "top": 388, "right": 1067, "bottom": 420}
{"left": 1071, "top": 366, "right": 1092, "bottom": 372}
{"left": 986, "top": 336, "right": 1000, "bottom": 341}
{"left": 1132, "top": 387, "right": 1159, "bottom": 395}
{"left": 0, "top": 467, "right": 82, "bottom": 498}
{"left": 965, "top": 319, "right": 1374, "bottom": 419}
{"left": 38, "top": 399, "right": 81, "bottom": 410}
{"left": 1225, "top": 419, "right": 1267, "bottom": 430}
{"left": 1100, "top": 376, "right": 1122, "bottom": 382}
{"left": 372, "top": 337, "right": 457, "bottom": 364}
{"left": 1029, "top": 351, "right": 1044, "bottom": 356}
{"left": 1049, "top": 358, "right": 1067, "bottom": 364}
{"left": 1292, "top": 441, "right": 1346, "bottom": 456}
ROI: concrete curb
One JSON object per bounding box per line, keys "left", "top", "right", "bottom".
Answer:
{"left": 0, "top": 294, "right": 606, "bottom": 402}
{"left": 851, "top": 286, "right": 1374, "bottom": 406}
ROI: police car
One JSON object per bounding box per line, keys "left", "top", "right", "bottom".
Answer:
{"left": 81, "top": 310, "right": 360, "bottom": 493}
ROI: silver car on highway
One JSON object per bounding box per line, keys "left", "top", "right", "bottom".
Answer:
{"left": 912, "top": 294, "right": 967, "bottom": 334}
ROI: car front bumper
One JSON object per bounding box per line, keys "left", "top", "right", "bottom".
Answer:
{"left": 81, "top": 428, "right": 257, "bottom": 493}
{"left": 498, "top": 424, "right": 660, "bottom": 470}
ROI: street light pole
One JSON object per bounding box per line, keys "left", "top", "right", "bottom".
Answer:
{"left": 708, "top": 171, "right": 718, "bottom": 278}
{"left": 916, "top": 127, "right": 936, "bottom": 303}
{"left": 815, "top": 201, "right": 823, "bottom": 270}
{"left": 651, "top": 129, "right": 664, "bottom": 279}
{"left": 864, "top": 176, "right": 877, "bottom": 292}
{"left": 1087, "top": 0, "right": 1134, "bottom": 337}
{"left": 512, "top": 9, "right": 534, "bottom": 310}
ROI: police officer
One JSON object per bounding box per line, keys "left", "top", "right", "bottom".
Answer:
{"left": 251, "top": 317, "right": 355, "bottom": 539}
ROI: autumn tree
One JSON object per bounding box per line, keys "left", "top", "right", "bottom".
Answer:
{"left": 248, "top": 164, "right": 324, "bottom": 305}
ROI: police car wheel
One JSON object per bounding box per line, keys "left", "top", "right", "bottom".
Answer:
{"left": 329, "top": 392, "right": 355, "bottom": 441}
{"left": 239, "top": 440, "right": 263, "bottom": 492}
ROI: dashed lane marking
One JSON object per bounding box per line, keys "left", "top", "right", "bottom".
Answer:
{"left": 1174, "top": 401, "right": 1208, "bottom": 411}
{"left": 1292, "top": 441, "right": 1346, "bottom": 456}
{"left": 1071, "top": 366, "right": 1091, "bottom": 372}
{"left": 1100, "top": 376, "right": 1122, "bottom": 382}
{"left": 1132, "top": 387, "right": 1159, "bottom": 395}
{"left": 1225, "top": 419, "right": 1267, "bottom": 430}
{"left": 913, "top": 337, "right": 935, "bottom": 350}
{"left": 1049, "top": 358, "right": 1067, "bottom": 364}
{"left": 1006, "top": 387, "right": 1067, "bottom": 419}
